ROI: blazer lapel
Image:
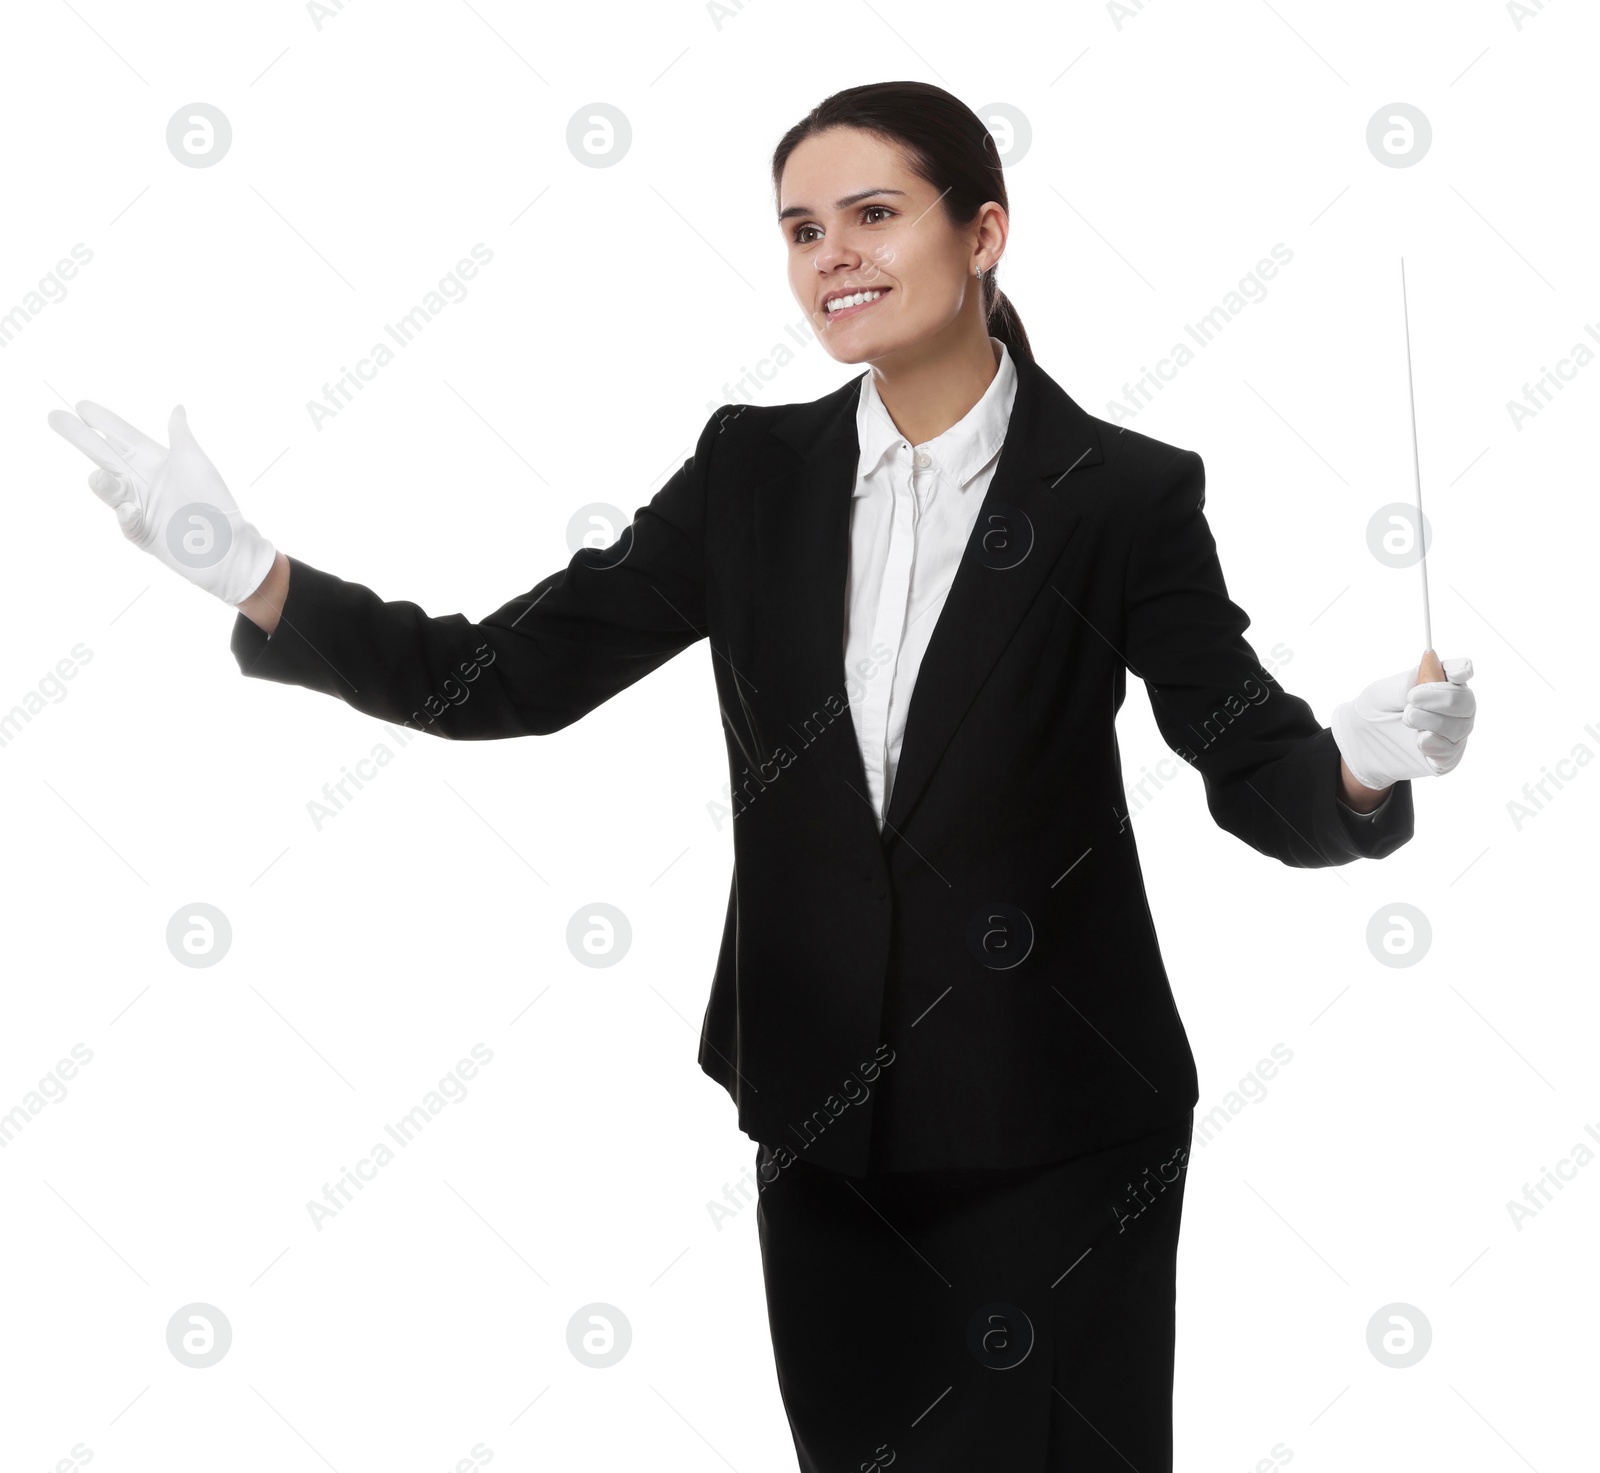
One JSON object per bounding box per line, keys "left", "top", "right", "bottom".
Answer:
{"left": 765, "top": 354, "right": 1105, "bottom": 846}
{"left": 760, "top": 379, "right": 882, "bottom": 839}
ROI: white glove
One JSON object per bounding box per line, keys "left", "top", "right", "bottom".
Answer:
{"left": 49, "top": 401, "right": 276, "bottom": 606}
{"left": 1331, "top": 656, "right": 1476, "bottom": 790}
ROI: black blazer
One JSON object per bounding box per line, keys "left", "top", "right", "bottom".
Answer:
{"left": 231, "top": 350, "right": 1414, "bottom": 1177}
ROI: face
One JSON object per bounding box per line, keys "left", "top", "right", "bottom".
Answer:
{"left": 778, "top": 126, "right": 1005, "bottom": 367}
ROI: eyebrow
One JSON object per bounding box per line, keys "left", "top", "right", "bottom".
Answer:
{"left": 777, "top": 187, "right": 907, "bottom": 222}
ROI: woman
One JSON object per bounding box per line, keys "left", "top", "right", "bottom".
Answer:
{"left": 51, "top": 81, "right": 1475, "bottom": 1473}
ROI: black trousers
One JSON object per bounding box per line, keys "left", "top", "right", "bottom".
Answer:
{"left": 754, "top": 1110, "right": 1195, "bottom": 1472}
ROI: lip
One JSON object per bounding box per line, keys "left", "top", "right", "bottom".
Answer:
{"left": 821, "top": 287, "right": 890, "bottom": 323}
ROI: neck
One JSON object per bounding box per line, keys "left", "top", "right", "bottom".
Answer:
{"left": 865, "top": 319, "right": 1001, "bottom": 447}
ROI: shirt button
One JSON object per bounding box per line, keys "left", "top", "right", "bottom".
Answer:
{"left": 914, "top": 452, "right": 931, "bottom": 469}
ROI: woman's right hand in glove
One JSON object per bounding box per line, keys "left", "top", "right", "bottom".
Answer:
{"left": 49, "top": 400, "right": 277, "bottom": 607}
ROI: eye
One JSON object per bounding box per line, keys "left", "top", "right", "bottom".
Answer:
{"left": 790, "top": 203, "right": 897, "bottom": 245}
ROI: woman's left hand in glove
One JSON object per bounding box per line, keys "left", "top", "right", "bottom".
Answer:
{"left": 1331, "top": 649, "right": 1477, "bottom": 792}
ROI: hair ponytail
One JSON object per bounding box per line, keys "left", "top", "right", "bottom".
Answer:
{"left": 982, "top": 280, "right": 1031, "bottom": 364}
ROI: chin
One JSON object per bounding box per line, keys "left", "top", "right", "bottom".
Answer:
{"left": 816, "top": 326, "right": 907, "bottom": 367}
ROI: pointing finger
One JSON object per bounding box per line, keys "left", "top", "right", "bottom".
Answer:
{"left": 49, "top": 408, "right": 132, "bottom": 474}
{"left": 76, "top": 400, "right": 165, "bottom": 460}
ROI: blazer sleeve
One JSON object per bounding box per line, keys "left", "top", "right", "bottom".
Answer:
{"left": 228, "top": 404, "right": 732, "bottom": 739}
{"left": 1121, "top": 449, "right": 1415, "bottom": 867}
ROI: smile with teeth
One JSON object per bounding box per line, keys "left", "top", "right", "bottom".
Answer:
{"left": 824, "top": 288, "right": 889, "bottom": 318}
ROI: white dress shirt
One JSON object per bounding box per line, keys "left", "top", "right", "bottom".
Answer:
{"left": 840, "top": 335, "right": 1389, "bottom": 830}
{"left": 843, "top": 336, "right": 1017, "bottom": 830}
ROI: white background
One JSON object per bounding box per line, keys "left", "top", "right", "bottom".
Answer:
{"left": 1, "top": 1, "right": 1593, "bottom": 1469}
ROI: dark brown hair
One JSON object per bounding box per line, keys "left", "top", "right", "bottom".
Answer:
{"left": 771, "top": 81, "right": 1031, "bottom": 363}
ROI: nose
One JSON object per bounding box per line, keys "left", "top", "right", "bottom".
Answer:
{"left": 814, "top": 238, "right": 864, "bottom": 279}
{"left": 816, "top": 262, "right": 863, "bottom": 293}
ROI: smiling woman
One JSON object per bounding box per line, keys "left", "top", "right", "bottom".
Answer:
{"left": 774, "top": 84, "right": 1031, "bottom": 451}
{"left": 754, "top": 86, "right": 1214, "bottom": 1472}
{"left": 742, "top": 80, "right": 1465, "bottom": 1473}
{"left": 46, "top": 72, "right": 1474, "bottom": 1473}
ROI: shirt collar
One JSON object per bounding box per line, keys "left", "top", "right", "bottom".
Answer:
{"left": 854, "top": 336, "right": 1017, "bottom": 494}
